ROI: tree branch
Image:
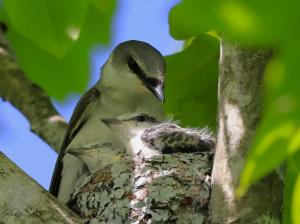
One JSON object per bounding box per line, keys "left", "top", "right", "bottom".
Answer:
{"left": 0, "top": 152, "right": 83, "bottom": 223}
{"left": 210, "top": 39, "right": 283, "bottom": 223}
{"left": 0, "top": 28, "right": 67, "bottom": 152}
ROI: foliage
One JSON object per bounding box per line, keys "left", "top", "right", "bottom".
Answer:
{"left": 284, "top": 152, "right": 300, "bottom": 224}
{"left": 169, "top": 0, "right": 300, "bottom": 223}
{"left": 4, "top": 0, "right": 88, "bottom": 57}
{"left": 164, "top": 34, "right": 219, "bottom": 128}
{"left": 1, "top": 0, "right": 116, "bottom": 98}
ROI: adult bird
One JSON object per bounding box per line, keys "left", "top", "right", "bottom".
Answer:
{"left": 49, "top": 40, "right": 166, "bottom": 203}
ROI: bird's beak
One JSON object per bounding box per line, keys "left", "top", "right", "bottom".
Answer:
{"left": 101, "top": 118, "right": 120, "bottom": 127}
{"left": 67, "top": 148, "right": 83, "bottom": 156}
{"left": 147, "top": 84, "right": 164, "bottom": 103}
{"left": 154, "top": 85, "right": 164, "bottom": 103}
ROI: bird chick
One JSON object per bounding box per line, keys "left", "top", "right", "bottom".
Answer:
{"left": 142, "top": 122, "right": 214, "bottom": 154}
{"left": 101, "top": 113, "right": 214, "bottom": 157}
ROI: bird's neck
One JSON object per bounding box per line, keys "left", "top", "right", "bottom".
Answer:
{"left": 128, "top": 130, "right": 160, "bottom": 159}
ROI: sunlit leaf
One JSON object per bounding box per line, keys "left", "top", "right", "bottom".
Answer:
{"left": 237, "top": 122, "right": 295, "bottom": 197}
{"left": 283, "top": 152, "right": 300, "bottom": 224}
{"left": 169, "top": 1, "right": 217, "bottom": 39}
{"left": 89, "top": 0, "right": 115, "bottom": 13}
{"left": 169, "top": 0, "right": 300, "bottom": 43}
{"left": 4, "top": 0, "right": 88, "bottom": 57}
{"left": 4, "top": 3, "right": 116, "bottom": 98}
{"left": 164, "top": 34, "right": 219, "bottom": 127}
{"left": 292, "top": 172, "right": 300, "bottom": 224}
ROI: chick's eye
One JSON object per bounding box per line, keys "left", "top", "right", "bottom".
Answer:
{"left": 136, "top": 115, "right": 146, "bottom": 122}
{"left": 127, "top": 57, "right": 143, "bottom": 75}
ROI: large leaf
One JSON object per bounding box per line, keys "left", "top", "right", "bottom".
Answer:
{"left": 292, "top": 172, "right": 300, "bottom": 224}
{"left": 169, "top": 0, "right": 300, "bottom": 44}
{"left": 236, "top": 122, "right": 296, "bottom": 197}
{"left": 283, "top": 152, "right": 300, "bottom": 224}
{"left": 4, "top": 3, "right": 116, "bottom": 99}
{"left": 169, "top": 1, "right": 216, "bottom": 40}
{"left": 164, "top": 34, "right": 219, "bottom": 128}
{"left": 88, "top": 0, "right": 115, "bottom": 13}
{"left": 4, "top": 0, "right": 88, "bottom": 57}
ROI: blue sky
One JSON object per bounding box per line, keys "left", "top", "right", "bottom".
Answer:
{"left": 0, "top": 0, "right": 181, "bottom": 189}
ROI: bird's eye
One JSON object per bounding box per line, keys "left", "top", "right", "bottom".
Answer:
{"left": 134, "top": 114, "right": 157, "bottom": 123}
{"left": 127, "top": 56, "right": 143, "bottom": 75}
{"left": 136, "top": 115, "right": 146, "bottom": 122}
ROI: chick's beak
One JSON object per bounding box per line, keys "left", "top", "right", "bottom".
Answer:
{"left": 101, "top": 118, "right": 120, "bottom": 127}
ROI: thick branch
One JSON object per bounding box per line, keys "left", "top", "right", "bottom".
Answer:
{"left": 210, "top": 39, "right": 283, "bottom": 223}
{"left": 0, "top": 152, "right": 83, "bottom": 223}
{"left": 0, "top": 29, "right": 66, "bottom": 152}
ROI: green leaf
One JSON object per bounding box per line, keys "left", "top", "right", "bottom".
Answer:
{"left": 5, "top": 3, "right": 116, "bottom": 99}
{"left": 292, "top": 172, "right": 300, "bottom": 223}
{"left": 237, "top": 122, "right": 296, "bottom": 197}
{"left": 4, "top": 0, "right": 88, "bottom": 57}
{"left": 283, "top": 152, "right": 300, "bottom": 224}
{"left": 88, "top": 0, "right": 115, "bottom": 13}
{"left": 164, "top": 34, "right": 219, "bottom": 128}
{"left": 292, "top": 173, "right": 300, "bottom": 224}
{"left": 169, "top": 0, "right": 300, "bottom": 43}
{"left": 169, "top": 1, "right": 217, "bottom": 39}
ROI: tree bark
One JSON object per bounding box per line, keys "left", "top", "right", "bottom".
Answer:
{"left": 0, "top": 28, "right": 66, "bottom": 153}
{"left": 0, "top": 152, "right": 82, "bottom": 224}
{"left": 210, "top": 39, "right": 283, "bottom": 223}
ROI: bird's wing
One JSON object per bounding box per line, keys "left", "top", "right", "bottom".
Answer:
{"left": 49, "top": 87, "right": 100, "bottom": 196}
